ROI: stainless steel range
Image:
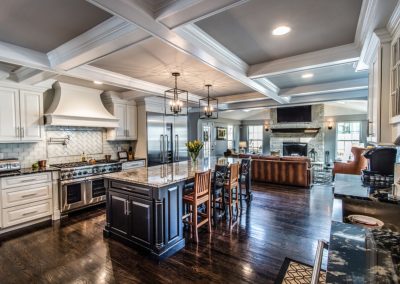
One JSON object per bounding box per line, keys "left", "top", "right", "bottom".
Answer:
{"left": 51, "top": 160, "right": 122, "bottom": 213}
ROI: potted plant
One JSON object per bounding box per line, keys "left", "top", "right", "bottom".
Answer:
{"left": 186, "top": 140, "right": 204, "bottom": 163}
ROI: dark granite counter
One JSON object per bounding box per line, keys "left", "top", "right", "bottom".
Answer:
{"left": 327, "top": 222, "right": 400, "bottom": 283}
{"left": 0, "top": 166, "right": 59, "bottom": 178}
{"left": 334, "top": 173, "right": 400, "bottom": 205}
{"left": 327, "top": 174, "right": 400, "bottom": 283}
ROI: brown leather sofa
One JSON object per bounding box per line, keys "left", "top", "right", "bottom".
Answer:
{"left": 239, "top": 154, "right": 312, "bottom": 188}
{"left": 333, "top": 147, "right": 367, "bottom": 176}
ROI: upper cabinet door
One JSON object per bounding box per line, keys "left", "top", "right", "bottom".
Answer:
{"left": 0, "top": 87, "right": 20, "bottom": 141}
{"left": 126, "top": 104, "right": 137, "bottom": 140}
{"left": 114, "top": 104, "right": 127, "bottom": 139}
{"left": 19, "top": 90, "right": 42, "bottom": 141}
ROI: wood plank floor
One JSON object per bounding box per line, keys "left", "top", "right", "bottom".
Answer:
{"left": 0, "top": 183, "right": 333, "bottom": 284}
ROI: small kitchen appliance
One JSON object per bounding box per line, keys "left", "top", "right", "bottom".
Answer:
{"left": 0, "top": 158, "right": 21, "bottom": 173}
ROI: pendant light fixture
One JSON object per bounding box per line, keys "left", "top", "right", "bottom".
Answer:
{"left": 199, "top": 84, "right": 218, "bottom": 119}
{"left": 164, "top": 72, "right": 188, "bottom": 116}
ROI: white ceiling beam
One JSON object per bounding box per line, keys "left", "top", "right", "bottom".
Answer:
{"left": 47, "top": 16, "right": 151, "bottom": 71}
{"left": 216, "top": 92, "right": 266, "bottom": 104}
{"left": 86, "top": 0, "right": 287, "bottom": 104}
{"left": 65, "top": 65, "right": 202, "bottom": 102}
{"left": 279, "top": 78, "right": 369, "bottom": 97}
{"left": 248, "top": 44, "right": 360, "bottom": 79}
{"left": 387, "top": 0, "right": 400, "bottom": 37}
{"left": 156, "top": 0, "right": 250, "bottom": 29}
{"left": 224, "top": 89, "right": 368, "bottom": 110}
{"left": 0, "top": 41, "right": 51, "bottom": 71}
{"left": 12, "top": 67, "right": 57, "bottom": 85}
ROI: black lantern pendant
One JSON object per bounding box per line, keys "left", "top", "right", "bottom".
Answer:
{"left": 199, "top": 84, "right": 218, "bottom": 119}
{"left": 164, "top": 72, "right": 188, "bottom": 116}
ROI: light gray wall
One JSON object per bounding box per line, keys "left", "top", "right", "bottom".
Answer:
{"left": 324, "top": 114, "right": 368, "bottom": 162}
{"left": 189, "top": 113, "right": 241, "bottom": 156}
{"left": 240, "top": 120, "right": 269, "bottom": 154}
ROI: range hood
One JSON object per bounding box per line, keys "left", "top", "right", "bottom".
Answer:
{"left": 45, "top": 82, "right": 119, "bottom": 128}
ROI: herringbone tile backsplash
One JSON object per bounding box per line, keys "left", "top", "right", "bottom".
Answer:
{"left": 0, "top": 126, "right": 133, "bottom": 168}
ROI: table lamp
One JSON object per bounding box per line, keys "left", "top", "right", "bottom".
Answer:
{"left": 239, "top": 141, "right": 247, "bottom": 153}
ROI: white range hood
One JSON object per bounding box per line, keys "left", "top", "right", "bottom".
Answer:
{"left": 45, "top": 82, "right": 119, "bottom": 128}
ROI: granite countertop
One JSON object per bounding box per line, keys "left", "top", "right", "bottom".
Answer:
{"left": 328, "top": 174, "right": 400, "bottom": 283}
{"left": 0, "top": 166, "right": 59, "bottom": 178}
{"left": 327, "top": 221, "right": 400, "bottom": 283}
{"left": 104, "top": 157, "right": 240, "bottom": 188}
{"left": 334, "top": 174, "right": 400, "bottom": 205}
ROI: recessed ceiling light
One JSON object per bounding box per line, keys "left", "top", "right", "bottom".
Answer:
{"left": 272, "top": 26, "right": 291, "bottom": 36}
{"left": 93, "top": 81, "right": 103, "bottom": 85}
{"left": 301, "top": 73, "right": 314, "bottom": 79}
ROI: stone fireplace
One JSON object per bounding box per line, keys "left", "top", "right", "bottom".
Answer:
{"left": 269, "top": 104, "right": 325, "bottom": 162}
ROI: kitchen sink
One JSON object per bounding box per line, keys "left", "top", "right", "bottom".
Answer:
{"left": 339, "top": 198, "right": 400, "bottom": 232}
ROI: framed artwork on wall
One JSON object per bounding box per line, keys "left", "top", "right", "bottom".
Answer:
{"left": 216, "top": 127, "right": 227, "bottom": 140}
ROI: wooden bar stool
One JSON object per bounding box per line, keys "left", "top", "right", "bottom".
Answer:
{"left": 182, "top": 170, "right": 212, "bottom": 243}
{"left": 225, "top": 162, "right": 240, "bottom": 224}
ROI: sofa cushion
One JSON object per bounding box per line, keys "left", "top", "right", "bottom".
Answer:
{"left": 257, "top": 155, "right": 280, "bottom": 160}
{"left": 280, "top": 156, "right": 311, "bottom": 167}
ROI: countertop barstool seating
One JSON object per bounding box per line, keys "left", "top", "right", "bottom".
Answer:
{"left": 182, "top": 169, "right": 212, "bottom": 243}
{"left": 225, "top": 162, "right": 240, "bottom": 225}
{"left": 212, "top": 164, "right": 229, "bottom": 225}
{"left": 238, "top": 158, "right": 252, "bottom": 208}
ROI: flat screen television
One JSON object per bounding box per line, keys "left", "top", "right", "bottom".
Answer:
{"left": 277, "top": 105, "right": 312, "bottom": 123}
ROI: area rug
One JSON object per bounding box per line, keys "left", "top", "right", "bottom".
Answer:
{"left": 274, "top": 257, "right": 326, "bottom": 284}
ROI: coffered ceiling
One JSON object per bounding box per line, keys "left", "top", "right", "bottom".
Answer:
{"left": 0, "top": 0, "right": 397, "bottom": 109}
{"left": 91, "top": 38, "right": 253, "bottom": 96}
{"left": 196, "top": 0, "right": 363, "bottom": 64}
{"left": 0, "top": 0, "right": 111, "bottom": 52}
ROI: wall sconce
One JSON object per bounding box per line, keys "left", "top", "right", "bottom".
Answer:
{"left": 327, "top": 121, "right": 334, "bottom": 130}
{"left": 264, "top": 120, "right": 270, "bottom": 132}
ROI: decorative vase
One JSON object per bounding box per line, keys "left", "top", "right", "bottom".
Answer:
{"left": 189, "top": 152, "right": 199, "bottom": 163}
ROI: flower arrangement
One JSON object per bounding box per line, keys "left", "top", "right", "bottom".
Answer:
{"left": 186, "top": 139, "right": 204, "bottom": 162}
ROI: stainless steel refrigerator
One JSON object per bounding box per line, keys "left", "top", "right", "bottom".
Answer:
{"left": 147, "top": 112, "right": 188, "bottom": 166}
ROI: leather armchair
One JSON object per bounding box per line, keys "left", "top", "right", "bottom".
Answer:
{"left": 333, "top": 147, "right": 367, "bottom": 176}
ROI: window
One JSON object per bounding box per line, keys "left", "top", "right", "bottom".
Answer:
{"left": 227, "top": 125, "right": 234, "bottom": 149}
{"left": 336, "top": 122, "right": 361, "bottom": 160}
{"left": 248, "top": 125, "right": 263, "bottom": 154}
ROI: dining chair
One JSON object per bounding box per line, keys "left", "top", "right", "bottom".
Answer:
{"left": 239, "top": 158, "right": 252, "bottom": 208}
{"left": 225, "top": 162, "right": 240, "bottom": 224}
{"left": 211, "top": 164, "right": 228, "bottom": 225}
{"left": 182, "top": 169, "right": 212, "bottom": 242}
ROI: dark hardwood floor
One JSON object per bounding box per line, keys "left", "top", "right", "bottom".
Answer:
{"left": 0, "top": 183, "right": 333, "bottom": 283}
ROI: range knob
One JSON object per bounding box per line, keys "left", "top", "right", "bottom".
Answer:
{"left": 83, "top": 171, "right": 88, "bottom": 175}
{"left": 73, "top": 172, "right": 77, "bottom": 176}
{"left": 68, "top": 173, "right": 73, "bottom": 178}
{"left": 78, "top": 172, "right": 82, "bottom": 176}
{"left": 102, "top": 168, "right": 106, "bottom": 172}
{"left": 61, "top": 174, "right": 66, "bottom": 179}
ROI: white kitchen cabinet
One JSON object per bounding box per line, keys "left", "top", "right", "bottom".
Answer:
{"left": 0, "top": 83, "right": 44, "bottom": 143}
{"left": 0, "top": 86, "right": 20, "bottom": 141}
{"left": 101, "top": 91, "right": 137, "bottom": 141}
{"left": 0, "top": 173, "right": 53, "bottom": 230}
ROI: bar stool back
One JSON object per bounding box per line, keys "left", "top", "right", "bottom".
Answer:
{"left": 225, "top": 162, "right": 240, "bottom": 224}
{"left": 212, "top": 164, "right": 228, "bottom": 225}
{"left": 182, "top": 169, "right": 212, "bottom": 242}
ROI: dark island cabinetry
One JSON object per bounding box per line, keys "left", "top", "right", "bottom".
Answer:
{"left": 104, "top": 179, "right": 185, "bottom": 260}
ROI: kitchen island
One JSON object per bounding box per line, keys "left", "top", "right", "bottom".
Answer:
{"left": 103, "top": 157, "right": 239, "bottom": 260}
{"left": 328, "top": 174, "right": 400, "bottom": 283}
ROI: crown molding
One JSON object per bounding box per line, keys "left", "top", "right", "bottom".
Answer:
{"left": 47, "top": 16, "right": 150, "bottom": 71}
{"left": 12, "top": 66, "right": 57, "bottom": 85}
{"left": 355, "top": 0, "right": 378, "bottom": 48}
{"left": 387, "top": 0, "right": 400, "bottom": 38}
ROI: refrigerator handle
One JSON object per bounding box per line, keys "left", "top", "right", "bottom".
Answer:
{"left": 175, "top": 134, "right": 179, "bottom": 161}
{"left": 160, "top": 135, "right": 164, "bottom": 163}
{"left": 165, "top": 135, "right": 169, "bottom": 163}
